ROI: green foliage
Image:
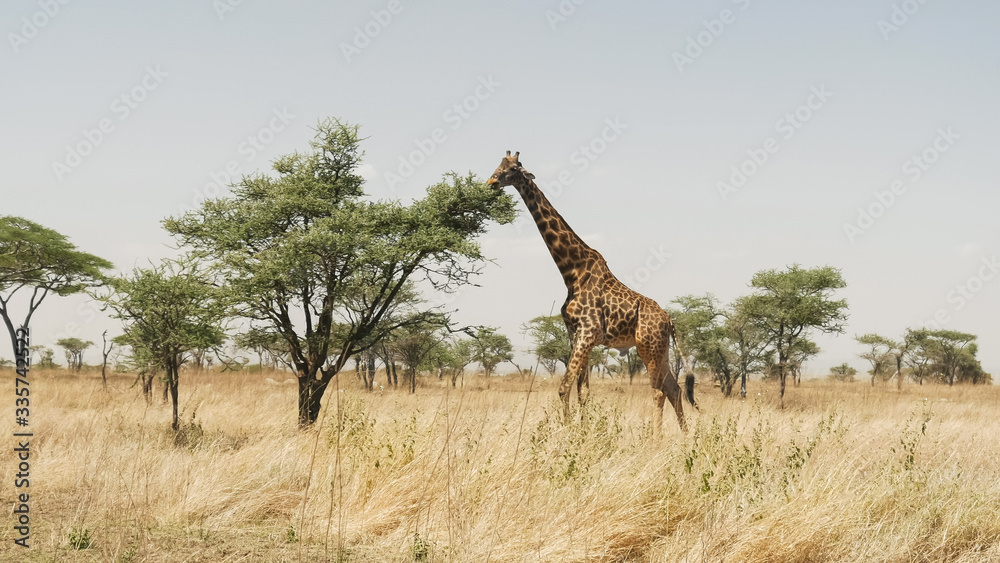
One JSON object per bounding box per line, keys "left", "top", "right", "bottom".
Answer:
{"left": 682, "top": 404, "right": 846, "bottom": 508}
{"left": 828, "top": 362, "right": 857, "bottom": 382}
{"left": 521, "top": 314, "right": 570, "bottom": 374}
{"left": 0, "top": 215, "right": 111, "bottom": 358}
{"left": 328, "top": 395, "right": 422, "bottom": 472}
{"left": 389, "top": 320, "right": 448, "bottom": 393}
{"left": 856, "top": 333, "right": 896, "bottom": 385}
{"left": 893, "top": 399, "right": 934, "bottom": 478}
{"left": 529, "top": 399, "right": 624, "bottom": 485}
{"left": 410, "top": 531, "right": 430, "bottom": 561}
{"left": 740, "top": 265, "right": 848, "bottom": 398}
{"left": 29, "top": 344, "right": 57, "bottom": 369}
{"left": 469, "top": 327, "right": 514, "bottom": 376}
{"left": 669, "top": 293, "right": 770, "bottom": 397}
{"left": 99, "top": 259, "right": 227, "bottom": 429}
{"left": 68, "top": 527, "right": 93, "bottom": 550}
{"left": 56, "top": 337, "right": 94, "bottom": 372}
{"left": 164, "top": 118, "right": 515, "bottom": 425}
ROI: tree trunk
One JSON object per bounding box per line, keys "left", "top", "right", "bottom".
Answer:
{"left": 100, "top": 331, "right": 112, "bottom": 392}
{"left": 297, "top": 375, "right": 332, "bottom": 427}
{"left": 141, "top": 372, "right": 154, "bottom": 403}
{"left": 169, "top": 372, "right": 179, "bottom": 431}
{"left": 366, "top": 355, "right": 376, "bottom": 390}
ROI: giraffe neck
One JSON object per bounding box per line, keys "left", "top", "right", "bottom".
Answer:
{"left": 512, "top": 176, "right": 600, "bottom": 288}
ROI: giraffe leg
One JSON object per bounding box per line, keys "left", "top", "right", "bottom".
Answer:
{"left": 637, "top": 345, "right": 667, "bottom": 432}
{"left": 637, "top": 307, "right": 688, "bottom": 432}
{"left": 659, "top": 368, "right": 687, "bottom": 432}
{"left": 577, "top": 359, "right": 592, "bottom": 407}
{"left": 560, "top": 335, "right": 594, "bottom": 420}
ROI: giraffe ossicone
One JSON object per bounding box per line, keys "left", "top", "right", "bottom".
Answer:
{"left": 488, "top": 151, "right": 697, "bottom": 431}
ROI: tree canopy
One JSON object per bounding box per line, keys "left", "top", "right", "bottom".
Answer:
{"left": 740, "top": 265, "right": 848, "bottom": 405}
{"left": 56, "top": 337, "right": 93, "bottom": 372}
{"left": 0, "top": 216, "right": 111, "bottom": 358}
{"left": 522, "top": 314, "right": 571, "bottom": 375}
{"left": 164, "top": 118, "right": 516, "bottom": 425}
{"left": 100, "top": 259, "right": 228, "bottom": 429}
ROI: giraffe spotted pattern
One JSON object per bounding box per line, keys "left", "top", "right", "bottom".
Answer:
{"left": 488, "top": 151, "right": 697, "bottom": 431}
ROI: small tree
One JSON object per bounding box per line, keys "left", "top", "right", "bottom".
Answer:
{"left": 856, "top": 333, "right": 893, "bottom": 387}
{"left": 926, "top": 330, "right": 977, "bottom": 386}
{"left": 670, "top": 294, "right": 769, "bottom": 398}
{"left": 740, "top": 265, "right": 848, "bottom": 406}
{"left": 100, "top": 260, "right": 227, "bottom": 430}
{"left": 56, "top": 337, "right": 93, "bottom": 372}
{"left": 904, "top": 328, "right": 936, "bottom": 385}
{"left": 29, "top": 345, "right": 57, "bottom": 369}
{"left": 100, "top": 330, "right": 114, "bottom": 390}
{"left": 445, "top": 338, "right": 474, "bottom": 387}
{"left": 470, "top": 327, "right": 514, "bottom": 377}
{"left": 521, "top": 315, "right": 571, "bottom": 375}
{"left": 389, "top": 320, "right": 447, "bottom": 393}
{"left": 614, "top": 347, "right": 644, "bottom": 384}
{"left": 828, "top": 363, "right": 857, "bottom": 382}
{"left": 0, "top": 216, "right": 111, "bottom": 359}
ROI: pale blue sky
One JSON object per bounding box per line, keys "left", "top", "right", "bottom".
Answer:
{"left": 3, "top": 1, "right": 999, "bottom": 377}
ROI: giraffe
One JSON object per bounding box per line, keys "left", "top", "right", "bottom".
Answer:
{"left": 487, "top": 151, "right": 697, "bottom": 430}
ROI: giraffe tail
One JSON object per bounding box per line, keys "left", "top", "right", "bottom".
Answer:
{"left": 685, "top": 372, "right": 698, "bottom": 409}
{"left": 669, "top": 320, "right": 699, "bottom": 410}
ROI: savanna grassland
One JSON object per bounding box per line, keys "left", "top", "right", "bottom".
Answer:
{"left": 2, "top": 369, "right": 999, "bottom": 562}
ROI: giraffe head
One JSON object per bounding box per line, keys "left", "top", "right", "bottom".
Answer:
{"left": 486, "top": 150, "right": 534, "bottom": 190}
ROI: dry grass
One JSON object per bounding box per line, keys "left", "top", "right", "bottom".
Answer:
{"left": 1, "top": 369, "right": 999, "bottom": 562}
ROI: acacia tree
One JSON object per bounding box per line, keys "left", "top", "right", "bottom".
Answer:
{"left": 0, "top": 216, "right": 111, "bottom": 358}
{"left": 165, "top": 118, "right": 515, "bottom": 426}
{"left": 741, "top": 265, "right": 848, "bottom": 406}
{"left": 100, "top": 260, "right": 227, "bottom": 430}
{"left": 444, "top": 338, "right": 474, "bottom": 387}
{"left": 100, "top": 330, "right": 114, "bottom": 390}
{"left": 470, "top": 327, "right": 514, "bottom": 377}
{"left": 610, "top": 347, "right": 644, "bottom": 383}
{"left": 670, "top": 295, "right": 733, "bottom": 393}
{"left": 726, "top": 298, "right": 772, "bottom": 398}
{"left": 920, "top": 329, "right": 978, "bottom": 386}
{"left": 56, "top": 337, "right": 93, "bottom": 372}
{"left": 670, "top": 294, "right": 769, "bottom": 398}
{"left": 389, "top": 319, "right": 448, "bottom": 393}
{"left": 521, "top": 314, "right": 570, "bottom": 375}
{"left": 829, "top": 363, "right": 857, "bottom": 382}
{"left": 856, "top": 333, "right": 893, "bottom": 387}
{"left": 785, "top": 338, "right": 819, "bottom": 386}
